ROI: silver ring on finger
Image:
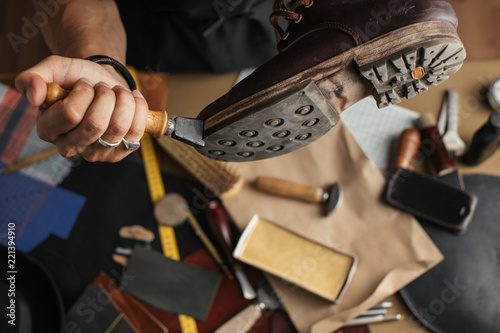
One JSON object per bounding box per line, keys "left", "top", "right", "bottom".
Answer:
{"left": 122, "top": 138, "right": 141, "bottom": 151}
{"left": 98, "top": 137, "right": 123, "bottom": 148}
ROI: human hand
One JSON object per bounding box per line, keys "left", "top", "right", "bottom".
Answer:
{"left": 15, "top": 55, "right": 148, "bottom": 162}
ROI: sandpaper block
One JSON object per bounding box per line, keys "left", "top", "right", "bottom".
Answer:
{"left": 121, "top": 246, "right": 221, "bottom": 321}
{"left": 233, "top": 215, "right": 356, "bottom": 303}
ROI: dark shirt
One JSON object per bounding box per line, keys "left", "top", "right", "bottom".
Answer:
{"left": 116, "top": 0, "right": 277, "bottom": 73}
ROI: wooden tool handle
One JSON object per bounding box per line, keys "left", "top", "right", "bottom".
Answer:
{"left": 2, "top": 145, "right": 59, "bottom": 173}
{"left": 43, "top": 82, "right": 168, "bottom": 138}
{"left": 205, "top": 200, "right": 256, "bottom": 299}
{"left": 254, "top": 176, "right": 324, "bottom": 203}
{"left": 205, "top": 200, "right": 236, "bottom": 265}
{"left": 214, "top": 303, "right": 263, "bottom": 333}
{"left": 394, "top": 128, "right": 421, "bottom": 170}
{"left": 417, "top": 113, "right": 456, "bottom": 174}
{"left": 186, "top": 211, "right": 232, "bottom": 278}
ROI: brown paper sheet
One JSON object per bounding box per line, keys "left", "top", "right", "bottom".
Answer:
{"left": 159, "top": 60, "right": 500, "bottom": 333}
{"left": 221, "top": 119, "right": 443, "bottom": 333}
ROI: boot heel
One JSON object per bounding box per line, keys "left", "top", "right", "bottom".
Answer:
{"left": 358, "top": 39, "right": 465, "bottom": 108}
{"left": 197, "top": 81, "right": 339, "bottom": 162}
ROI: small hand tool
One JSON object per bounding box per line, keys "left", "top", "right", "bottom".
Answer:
{"left": 344, "top": 314, "right": 401, "bottom": 327}
{"left": 436, "top": 89, "right": 466, "bottom": 157}
{"left": 44, "top": 81, "right": 342, "bottom": 162}
{"left": 185, "top": 210, "right": 233, "bottom": 278}
{"left": 43, "top": 83, "right": 204, "bottom": 148}
{"left": 112, "top": 225, "right": 155, "bottom": 266}
{"left": 253, "top": 176, "right": 343, "bottom": 216}
{"left": 205, "top": 200, "right": 256, "bottom": 300}
{"left": 418, "top": 113, "right": 465, "bottom": 190}
{"left": 214, "top": 287, "right": 279, "bottom": 333}
{"left": 153, "top": 192, "right": 232, "bottom": 278}
{"left": 384, "top": 128, "right": 478, "bottom": 234}
{"left": 1, "top": 145, "right": 58, "bottom": 173}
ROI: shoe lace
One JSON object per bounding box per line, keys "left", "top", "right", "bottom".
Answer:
{"left": 270, "top": 0, "right": 313, "bottom": 41}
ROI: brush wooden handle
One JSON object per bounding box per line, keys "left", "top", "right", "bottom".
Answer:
{"left": 43, "top": 82, "right": 168, "bottom": 138}
{"left": 254, "top": 176, "right": 324, "bottom": 203}
{"left": 394, "top": 128, "right": 421, "bottom": 170}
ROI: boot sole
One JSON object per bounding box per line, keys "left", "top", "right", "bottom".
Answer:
{"left": 355, "top": 22, "right": 465, "bottom": 108}
{"left": 198, "top": 21, "right": 465, "bottom": 162}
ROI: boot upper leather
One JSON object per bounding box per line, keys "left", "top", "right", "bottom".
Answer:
{"left": 197, "top": 0, "right": 458, "bottom": 121}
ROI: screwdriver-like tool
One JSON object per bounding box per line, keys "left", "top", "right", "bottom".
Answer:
{"left": 43, "top": 82, "right": 204, "bottom": 148}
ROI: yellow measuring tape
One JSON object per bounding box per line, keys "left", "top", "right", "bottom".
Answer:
{"left": 128, "top": 66, "right": 198, "bottom": 333}
{"left": 139, "top": 134, "right": 180, "bottom": 259}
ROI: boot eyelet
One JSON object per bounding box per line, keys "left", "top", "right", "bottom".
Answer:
{"left": 305, "top": 0, "right": 314, "bottom": 8}
{"left": 294, "top": 14, "right": 302, "bottom": 23}
{"left": 282, "top": 31, "right": 290, "bottom": 40}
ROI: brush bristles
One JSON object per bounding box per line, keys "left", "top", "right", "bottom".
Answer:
{"left": 157, "top": 136, "right": 244, "bottom": 199}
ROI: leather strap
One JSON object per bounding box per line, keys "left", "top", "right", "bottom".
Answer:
{"left": 85, "top": 55, "right": 137, "bottom": 91}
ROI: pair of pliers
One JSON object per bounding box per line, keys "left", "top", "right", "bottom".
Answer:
{"left": 437, "top": 89, "right": 466, "bottom": 157}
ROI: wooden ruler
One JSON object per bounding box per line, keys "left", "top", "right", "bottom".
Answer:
{"left": 129, "top": 66, "right": 198, "bottom": 333}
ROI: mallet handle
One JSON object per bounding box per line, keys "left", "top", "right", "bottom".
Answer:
{"left": 43, "top": 82, "right": 168, "bottom": 138}
{"left": 254, "top": 176, "right": 324, "bottom": 203}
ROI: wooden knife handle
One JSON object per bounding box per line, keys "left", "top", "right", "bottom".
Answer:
{"left": 205, "top": 200, "right": 236, "bottom": 265}
{"left": 417, "top": 113, "right": 456, "bottom": 174}
{"left": 205, "top": 200, "right": 257, "bottom": 299}
{"left": 254, "top": 176, "right": 324, "bottom": 203}
{"left": 43, "top": 82, "right": 168, "bottom": 138}
{"left": 394, "top": 128, "right": 421, "bottom": 170}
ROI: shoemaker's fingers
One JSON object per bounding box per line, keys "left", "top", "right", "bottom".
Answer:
{"left": 97, "top": 85, "right": 136, "bottom": 146}
{"left": 14, "top": 55, "right": 72, "bottom": 106}
{"left": 15, "top": 55, "right": 127, "bottom": 106}
{"left": 122, "top": 90, "right": 148, "bottom": 151}
{"left": 15, "top": 55, "right": 88, "bottom": 106}
{"left": 15, "top": 73, "right": 47, "bottom": 106}
{"left": 37, "top": 78, "right": 95, "bottom": 144}
{"left": 63, "top": 85, "right": 145, "bottom": 162}
{"left": 53, "top": 81, "right": 117, "bottom": 157}
{"left": 93, "top": 88, "right": 147, "bottom": 162}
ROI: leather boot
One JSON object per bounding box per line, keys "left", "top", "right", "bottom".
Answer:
{"left": 196, "top": 0, "right": 465, "bottom": 162}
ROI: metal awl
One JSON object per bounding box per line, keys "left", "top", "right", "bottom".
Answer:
{"left": 437, "top": 89, "right": 466, "bottom": 157}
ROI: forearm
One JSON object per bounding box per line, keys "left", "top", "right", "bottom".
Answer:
{"left": 15, "top": 1, "right": 145, "bottom": 165}
{"left": 35, "top": 0, "right": 127, "bottom": 63}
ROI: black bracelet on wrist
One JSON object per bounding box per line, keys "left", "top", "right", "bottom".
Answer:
{"left": 85, "top": 55, "right": 137, "bottom": 91}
